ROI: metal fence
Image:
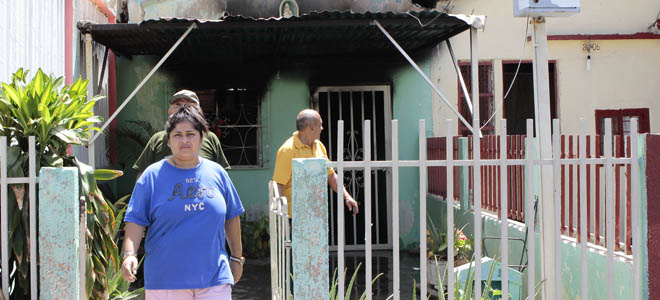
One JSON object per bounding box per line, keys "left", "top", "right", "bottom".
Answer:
{"left": 428, "top": 133, "right": 636, "bottom": 254}
{"left": 0, "top": 136, "right": 37, "bottom": 300}
{"left": 270, "top": 117, "right": 642, "bottom": 300}
{"left": 268, "top": 181, "right": 291, "bottom": 300}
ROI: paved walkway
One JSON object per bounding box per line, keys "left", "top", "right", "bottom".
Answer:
{"left": 233, "top": 251, "right": 422, "bottom": 300}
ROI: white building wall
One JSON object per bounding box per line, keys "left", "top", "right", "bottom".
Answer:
{"left": 0, "top": 0, "right": 65, "bottom": 82}
{"left": 73, "top": 0, "right": 114, "bottom": 168}
{"left": 431, "top": 0, "right": 660, "bottom": 135}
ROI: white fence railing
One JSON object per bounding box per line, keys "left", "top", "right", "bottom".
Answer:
{"left": 268, "top": 181, "right": 291, "bottom": 300}
{"left": 0, "top": 136, "right": 37, "bottom": 300}
{"left": 269, "top": 117, "right": 642, "bottom": 300}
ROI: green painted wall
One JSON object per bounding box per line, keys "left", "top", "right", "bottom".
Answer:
{"left": 229, "top": 70, "right": 310, "bottom": 217}
{"left": 112, "top": 55, "right": 177, "bottom": 197}
{"left": 390, "top": 55, "right": 434, "bottom": 248}
{"left": 431, "top": 194, "right": 637, "bottom": 299}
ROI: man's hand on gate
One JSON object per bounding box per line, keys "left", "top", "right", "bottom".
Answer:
{"left": 344, "top": 195, "right": 359, "bottom": 216}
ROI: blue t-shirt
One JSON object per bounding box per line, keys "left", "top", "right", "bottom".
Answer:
{"left": 124, "top": 158, "right": 244, "bottom": 290}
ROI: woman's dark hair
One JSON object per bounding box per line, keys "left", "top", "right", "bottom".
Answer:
{"left": 165, "top": 104, "right": 209, "bottom": 140}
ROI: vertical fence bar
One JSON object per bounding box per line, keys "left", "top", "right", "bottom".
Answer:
{"left": 560, "top": 135, "right": 566, "bottom": 234}
{"left": 525, "top": 119, "right": 535, "bottom": 300}
{"left": 614, "top": 136, "right": 622, "bottom": 251}
{"left": 268, "top": 185, "right": 276, "bottom": 299}
{"left": 577, "top": 136, "right": 582, "bottom": 242}
{"left": 28, "top": 136, "right": 36, "bottom": 300}
{"left": 626, "top": 136, "right": 632, "bottom": 254}
{"left": 349, "top": 93, "right": 358, "bottom": 246}
{"left": 470, "top": 26, "right": 483, "bottom": 299}
{"left": 277, "top": 196, "right": 289, "bottom": 299}
{"left": 285, "top": 208, "right": 291, "bottom": 300}
{"left": 473, "top": 120, "right": 482, "bottom": 299}
{"left": 520, "top": 136, "right": 526, "bottom": 222}
{"left": 586, "top": 136, "right": 592, "bottom": 244}
{"left": 630, "top": 118, "right": 640, "bottom": 300}
{"left": 364, "top": 120, "right": 373, "bottom": 300}
{"left": 1, "top": 136, "right": 8, "bottom": 299}
{"left": 500, "top": 119, "right": 509, "bottom": 300}
{"left": 419, "top": 120, "right": 427, "bottom": 300}
{"left": 337, "top": 120, "right": 345, "bottom": 300}
{"left": 595, "top": 135, "right": 602, "bottom": 246}
{"left": 327, "top": 95, "right": 335, "bottom": 247}
{"left": 552, "top": 120, "right": 562, "bottom": 299}
{"left": 446, "top": 119, "right": 455, "bottom": 300}
{"left": 604, "top": 118, "right": 614, "bottom": 300}
{"left": 579, "top": 120, "right": 588, "bottom": 300}
{"left": 392, "top": 120, "right": 400, "bottom": 300}
{"left": 569, "top": 136, "right": 574, "bottom": 236}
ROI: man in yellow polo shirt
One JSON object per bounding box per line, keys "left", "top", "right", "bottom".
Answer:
{"left": 273, "top": 109, "right": 359, "bottom": 218}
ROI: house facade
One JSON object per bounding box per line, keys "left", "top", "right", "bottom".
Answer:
{"left": 96, "top": 0, "right": 659, "bottom": 252}
{"left": 98, "top": 0, "right": 480, "bottom": 251}
{"left": 430, "top": 0, "right": 660, "bottom": 137}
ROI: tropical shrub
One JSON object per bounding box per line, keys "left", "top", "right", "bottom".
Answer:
{"left": 329, "top": 262, "right": 384, "bottom": 300}
{"left": 0, "top": 68, "right": 122, "bottom": 299}
{"left": 240, "top": 214, "right": 270, "bottom": 258}
{"left": 427, "top": 214, "right": 473, "bottom": 264}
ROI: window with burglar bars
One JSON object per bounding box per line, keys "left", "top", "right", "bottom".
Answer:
{"left": 457, "top": 62, "right": 495, "bottom": 136}
{"left": 195, "top": 88, "right": 263, "bottom": 168}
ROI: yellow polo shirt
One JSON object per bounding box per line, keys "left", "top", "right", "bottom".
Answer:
{"left": 272, "top": 131, "right": 335, "bottom": 217}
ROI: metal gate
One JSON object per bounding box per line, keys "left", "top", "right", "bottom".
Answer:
{"left": 313, "top": 85, "right": 392, "bottom": 251}
{"left": 268, "top": 117, "right": 643, "bottom": 300}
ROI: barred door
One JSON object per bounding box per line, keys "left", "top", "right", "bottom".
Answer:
{"left": 313, "top": 85, "right": 392, "bottom": 251}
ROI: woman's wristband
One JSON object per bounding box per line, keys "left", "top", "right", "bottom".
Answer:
{"left": 122, "top": 251, "right": 137, "bottom": 261}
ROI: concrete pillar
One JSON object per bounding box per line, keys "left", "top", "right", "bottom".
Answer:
{"left": 644, "top": 134, "right": 659, "bottom": 299}
{"left": 291, "top": 158, "right": 329, "bottom": 300}
{"left": 38, "top": 167, "right": 80, "bottom": 300}
{"left": 458, "top": 137, "right": 469, "bottom": 209}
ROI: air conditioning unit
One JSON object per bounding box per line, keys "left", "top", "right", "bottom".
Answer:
{"left": 513, "top": 0, "right": 580, "bottom": 17}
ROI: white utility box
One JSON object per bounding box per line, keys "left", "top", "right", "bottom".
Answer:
{"left": 513, "top": 0, "right": 580, "bottom": 17}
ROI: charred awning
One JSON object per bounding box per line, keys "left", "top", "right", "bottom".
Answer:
{"left": 77, "top": 10, "right": 477, "bottom": 63}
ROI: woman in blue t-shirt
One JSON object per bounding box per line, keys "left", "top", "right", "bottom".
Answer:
{"left": 122, "top": 104, "right": 245, "bottom": 300}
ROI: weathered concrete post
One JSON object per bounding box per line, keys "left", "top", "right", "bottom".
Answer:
{"left": 38, "top": 167, "right": 80, "bottom": 300}
{"left": 458, "top": 137, "right": 469, "bottom": 209}
{"left": 644, "top": 134, "right": 658, "bottom": 299}
{"left": 291, "top": 158, "right": 329, "bottom": 299}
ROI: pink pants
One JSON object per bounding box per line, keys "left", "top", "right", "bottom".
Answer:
{"left": 145, "top": 284, "right": 232, "bottom": 300}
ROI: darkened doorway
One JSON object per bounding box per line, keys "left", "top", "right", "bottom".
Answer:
{"left": 314, "top": 85, "right": 393, "bottom": 251}
{"left": 502, "top": 62, "right": 557, "bottom": 135}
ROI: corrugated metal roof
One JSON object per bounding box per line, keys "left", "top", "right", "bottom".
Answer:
{"left": 78, "top": 10, "right": 473, "bottom": 64}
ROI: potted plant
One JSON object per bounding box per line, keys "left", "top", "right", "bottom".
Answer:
{"left": 426, "top": 215, "right": 472, "bottom": 290}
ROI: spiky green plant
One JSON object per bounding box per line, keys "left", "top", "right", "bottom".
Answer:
{"left": 329, "top": 262, "right": 384, "bottom": 300}
{"left": 0, "top": 68, "right": 123, "bottom": 299}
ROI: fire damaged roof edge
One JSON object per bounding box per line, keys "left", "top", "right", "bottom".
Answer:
{"left": 77, "top": 10, "right": 484, "bottom": 58}
{"left": 79, "top": 10, "right": 484, "bottom": 31}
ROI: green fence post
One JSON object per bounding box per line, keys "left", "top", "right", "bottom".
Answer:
{"left": 291, "top": 158, "right": 329, "bottom": 300}
{"left": 458, "top": 137, "right": 469, "bottom": 209}
{"left": 38, "top": 167, "right": 80, "bottom": 300}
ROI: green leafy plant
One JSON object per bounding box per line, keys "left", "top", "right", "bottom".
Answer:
{"left": 329, "top": 262, "right": 384, "bottom": 300}
{"left": 240, "top": 214, "right": 270, "bottom": 258}
{"left": 430, "top": 254, "right": 544, "bottom": 300}
{"left": 114, "top": 120, "right": 158, "bottom": 150}
{"left": 107, "top": 195, "right": 144, "bottom": 300}
{"left": 427, "top": 215, "right": 472, "bottom": 264}
{"left": 0, "top": 68, "right": 123, "bottom": 299}
{"left": 431, "top": 254, "right": 500, "bottom": 300}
